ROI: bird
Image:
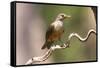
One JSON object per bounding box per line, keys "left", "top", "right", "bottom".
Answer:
{"left": 41, "top": 13, "right": 71, "bottom": 49}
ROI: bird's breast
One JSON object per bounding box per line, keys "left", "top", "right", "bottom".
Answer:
{"left": 52, "top": 21, "right": 63, "bottom": 31}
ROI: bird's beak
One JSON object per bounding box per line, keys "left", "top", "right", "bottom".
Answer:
{"left": 65, "top": 15, "right": 71, "bottom": 18}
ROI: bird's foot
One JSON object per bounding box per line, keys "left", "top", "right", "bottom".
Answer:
{"left": 63, "top": 43, "right": 69, "bottom": 48}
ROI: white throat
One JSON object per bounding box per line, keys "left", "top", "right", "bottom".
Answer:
{"left": 51, "top": 20, "right": 63, "bottom": 30}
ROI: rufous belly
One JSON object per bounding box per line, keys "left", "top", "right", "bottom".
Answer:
{"left": 47, "top": 30, "right": 63, "bottom": 42}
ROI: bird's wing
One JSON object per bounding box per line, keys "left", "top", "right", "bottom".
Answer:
{"left": 46, "top": 25, "right": 55, "bottom": 40}
{"left": 41, "top": 25, "right": 54, "bottom": 49}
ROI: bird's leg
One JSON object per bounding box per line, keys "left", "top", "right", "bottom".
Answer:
{"left": 58, "top": 37, "right": 65, "bottom": 47}
{"left": 58, "top": 36, "right": 63, "bottom": 43}
{"left": 65, "top": 40, "right": 70, "bottom": 48}
{"left": 59, "top": 39, "right": 69, "bottom": 48}
{"left": 59, "top": 38, "right": 63, "bottom": 44}
{"left": 53, "top": 41, "right": 57, "bottom": 46}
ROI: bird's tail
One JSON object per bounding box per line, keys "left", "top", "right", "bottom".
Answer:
{"left": 41, "top": 41, "right": 52, "bottom": 49}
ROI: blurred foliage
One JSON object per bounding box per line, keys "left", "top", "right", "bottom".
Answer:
{"left": 39, "top": 5, "right": 96, "bottom": 63}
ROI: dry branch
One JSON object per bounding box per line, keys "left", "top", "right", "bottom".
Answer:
{"left": 25, "top": 29, "right": 96, "bottom": 65}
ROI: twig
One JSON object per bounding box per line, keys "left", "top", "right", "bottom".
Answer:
{"left": 25, "top": 29, "right": 96, "bottom": 65}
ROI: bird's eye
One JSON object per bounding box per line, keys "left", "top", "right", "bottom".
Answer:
{"left": 61, "top": 15, "right": 64, "bottom": 17}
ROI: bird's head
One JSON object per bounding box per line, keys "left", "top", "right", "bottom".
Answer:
{"left": 56, "top": 13, "right": 71, "bottom": 21}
